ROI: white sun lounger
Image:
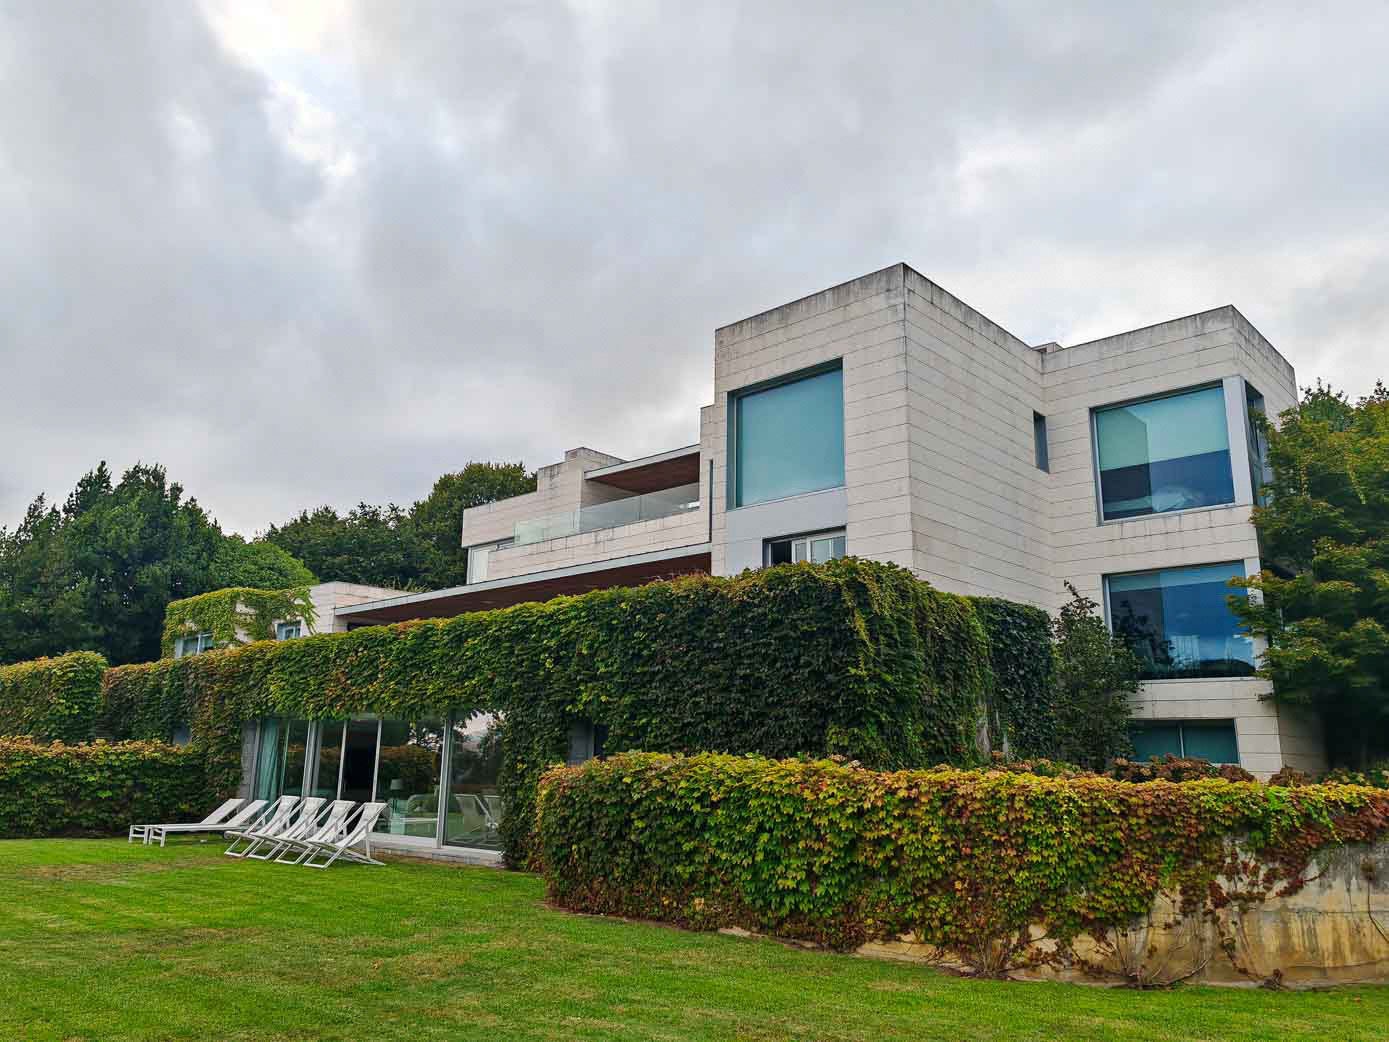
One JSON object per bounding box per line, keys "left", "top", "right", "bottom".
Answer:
{"left": 225, "top": 795, "right": 302, "bottom": 858}
{"left": 273, "top": 800, "right": 359, "bottom": 865}
{"left": 128, "top": 797, "right": 249, "bottom": 846}
{"left": 301, "top": 802, "right": 388, "bottom": 869}
{"left": 243, "top": 797, "right": 327, "bottom": 861}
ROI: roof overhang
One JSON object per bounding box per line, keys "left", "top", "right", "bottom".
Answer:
{"left": 334, "top": 543, "right": 713, "bottom": 624}
{"left": 584, "top": 444, "right": 701, "bottom": 493}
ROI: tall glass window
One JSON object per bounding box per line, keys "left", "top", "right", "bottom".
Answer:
{"left": 1094, "top": 385, "right": 1234, "bottom": 520}
{"left": 1106, "top": 562, "right": 1254, "bottom": 680}
{"left": 445, "top": 712, "right": 504, "bottom": 851}
{"left": 733, "top": 366, "right": 844, "bottom": 507}
{"left": 375, "top": 718, "right": 446, "bottom": 840}
{"left": 1246, "top": 384, "right": 1272, "bottom": 506}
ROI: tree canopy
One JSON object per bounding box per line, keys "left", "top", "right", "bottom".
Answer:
{"left": 0, "top": 459, "right": 533, "bottom": 666}
{"left": 1232, "top": 381, "right": 1389, "bottom": 766}
{"left": 264, "top": 461, "right": 534, "bottom": 590}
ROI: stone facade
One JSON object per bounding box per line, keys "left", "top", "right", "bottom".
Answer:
{"left": 442, "top": 262, "right": 1321, "bottom": 776}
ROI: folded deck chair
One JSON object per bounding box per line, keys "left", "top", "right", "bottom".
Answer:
{"left": 225, "top": 795, "right": 301, "bottom": 858}
{"left": 272, "top": 799, "right": 358, "bottom": 865}
{"left": 129, "top": 797, "right": 247, "bottom": 847}
{"left": 301, "top": 802, "right": 388, "bottom": 870}
{"left": 244, "top": 797, "right": 327, "bottom": 861}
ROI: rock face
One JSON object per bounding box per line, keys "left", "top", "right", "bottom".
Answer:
{"left": 856, "top": 839, "right": 1389, "bottom": 988}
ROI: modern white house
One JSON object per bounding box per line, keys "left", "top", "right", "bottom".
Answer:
{"left": 239, "top": 263, "right": 1322, "bottom": 862}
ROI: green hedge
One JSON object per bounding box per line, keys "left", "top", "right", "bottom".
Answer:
{"left": 0, "top": 738, "right": 210, "bottom": 838}
{"left": 536, "top": 752, "right": 1389, "bottom": 974}
{"left": 969, "top": 598, "right": 1054, "bottom": 758}
{"left": 0, "top": 651, "right": 107, "bottom": 743}
{"left": 99, "top": 559, "right": 996, "bottom": 865}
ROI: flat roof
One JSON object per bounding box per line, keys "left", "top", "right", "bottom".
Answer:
{"left": 584, "top": 444, "right": 701, "bottom": 493}
{"left": 335, "top": 543, "right": 713, "bottom": 624}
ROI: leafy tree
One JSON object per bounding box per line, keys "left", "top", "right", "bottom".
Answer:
{"left": 265, "top": 460, "right": 534, "bottom": 590}
{"left": 263, "top": 504, "right": 428, "bottom": 591}
{"left": 0, "top": 463, "right": 226, "bottom": 665}
{"left": 1232, "top": 381, "right": 1389, "bottom": 766}
{"left": 1049, "top": 582, "right": 1141, "bottom": 768}
{"left": 208, "top": 536, "right": 316, "bottom": 590}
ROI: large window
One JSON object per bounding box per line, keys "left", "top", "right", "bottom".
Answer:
{"left": 1130, "top": 720, "right": 1239, "bottom": 764}
{"left": 765, "top": 528, "right": 846, "bottom": 566}
{"left": 446, "top": 712, "right": 504, "bottom": 851}
{"left": 732, "top": 365, "right": 844, "bottom": 507}
{"left": 1106, "top": 562, "right": 1254, "bottom": 680}
{"left": 375, "top": 718, "right": 446, "bottom": 840}
{"left": 1094, "top": 385, "right": 1234, "bottom": 520}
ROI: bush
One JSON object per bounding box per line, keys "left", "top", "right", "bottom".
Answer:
{"left": 970, "top": 598, "right": 1054, "bottom": 757}
{"left": 537, "top": 752, "right": 1389, "bottom": 974}
{"left": 0, "top": 738, "right": 209, "bottom": 837}
{"left": 1050, "top": 584, "right": 1140, "bottom": 767}
{"left": 97, "top": 559, "right": 997, "bottom": 865}
{"left": 0, "top": 651, "right": 107, "bottom": 743}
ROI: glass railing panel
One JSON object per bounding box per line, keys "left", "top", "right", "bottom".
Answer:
{"left": 513, "top": 481, "right": 703, "bottom": 545}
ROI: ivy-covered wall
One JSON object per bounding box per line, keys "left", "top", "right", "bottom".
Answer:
{"left": 0, "top": 651, "right": 107, "bottom": 743}
{"left": 100, "top": 559, "right": 1000, "bottom": 865}
{"left": 971, "top": 598, "right": 1055, "bottom": 758}
{"left": 537, "top": 752, "right": 1389, "bottom": 979}
{"left": 160, "top": 586, "right": 315, "bottom": 658}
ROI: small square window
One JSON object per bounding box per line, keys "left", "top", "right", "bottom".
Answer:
{"left": 276, "top": 621, "right": 302, "bottom": 641}
{"left": 765, "top": 529, "right": 847, "bottom": 567}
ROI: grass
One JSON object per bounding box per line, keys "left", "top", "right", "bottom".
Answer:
{"left": 1, "top": 840, "right": 1386, "bottom": 1042}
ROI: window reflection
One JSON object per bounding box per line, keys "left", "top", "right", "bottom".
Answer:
{"left": 1107, "top": 562, "right": 1254, "bottom": 680}
{"left": 375, "top": 718, "right": 446, "bottom": 839}
{"left": 446, "top": 712, "right": 504, "bottom": 851}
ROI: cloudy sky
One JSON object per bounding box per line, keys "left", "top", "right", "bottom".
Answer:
{"left": 2, "top": 1, "right": 1386, "bottom": 535}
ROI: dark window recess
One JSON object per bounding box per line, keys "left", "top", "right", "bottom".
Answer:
{"left": 768, "top": 539, "right": 794, "bottom": 565}
{"left": 1033, "top": 412, "right": 1049, "bottom": 471}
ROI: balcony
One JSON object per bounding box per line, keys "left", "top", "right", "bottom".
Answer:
{"left": 513, "top": 482, "right": 702, "bottom": 546}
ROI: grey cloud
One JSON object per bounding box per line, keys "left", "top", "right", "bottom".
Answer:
{"left": 1, "top": 1, "right": 1385, "bottom": 535}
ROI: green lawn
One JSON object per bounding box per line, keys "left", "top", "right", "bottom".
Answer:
{"left": 1, "top": 840, "right": 1386, "bottom": 1041}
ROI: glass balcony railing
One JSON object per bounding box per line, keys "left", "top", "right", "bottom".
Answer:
{"left": 513, "top": 482, "right": 702, "bottom": 546}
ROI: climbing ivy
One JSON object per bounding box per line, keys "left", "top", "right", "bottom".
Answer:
{"left": 160, "top": 586, "right": 315, "bottom": 658}
{"left": 100, "top": 559, "right": 995, "bottom": 865}
{"left": 0, "top": 652, "right": 107, "bottom": 743}
{"left": 537, "top": 752, "right": 1389, "bottom": 978}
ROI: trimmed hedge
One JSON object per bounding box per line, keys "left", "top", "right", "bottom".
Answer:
{"left": 537, "top": 752, "right": 1389, "bottom": 974}
{"left": 98, "top": 559, "right": 996, "bottom": 865}
{"left": 0, "top": 738, "right": 209, "bottom": 838}
{"left": 970, "top": 598, "right": 1054, "bottom": 757}
{"left": 0, "top": 651, "right": 107, "bottom": 743}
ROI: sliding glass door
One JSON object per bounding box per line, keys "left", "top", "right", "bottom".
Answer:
{"left": 444, "top": 712, "right": 504, "bottom": 852}
{"left": 250, "top": 711, "right": 500, "bottom": 850}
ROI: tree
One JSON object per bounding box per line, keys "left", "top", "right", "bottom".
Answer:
{"left": 264, "top": 460, "right": 534, "bottom": 591}
{"left": 1232, "top": 381, "right": 1389, "bottom": 767}
{"left": 208, "top": 536, "right": 317, "bottom": 590}
{"left": 1050, "top": 582, "right": 1141, "bottom": 768}
{"left": 263, "top": 503, "right": 429, "bottom": 591}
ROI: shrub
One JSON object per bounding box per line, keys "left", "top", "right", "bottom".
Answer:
{"left": 0, "top": 738, "right": 209, "bottom": 837}
{"left": 1050, "top": 583, "right": 1140, "bottom": 767}
{"left": 97, "top": 559, "right": 996, "bottom": 865}
{"left": 0, "top": 651, "right": 107, "bottom": 743}
{"left": 970, "top": 598, "right": 1054, "bottom": 757}
{"left": 537, "top": 752, "right": 1389, "bottom": 975}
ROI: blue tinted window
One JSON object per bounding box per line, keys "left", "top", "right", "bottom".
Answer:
{"left": 733, "top": 367, "right": 844, "bottom": 507}
{"left": 1095, "top": 385, "right": 1234, "bottom": 520}
{"left": 1107, "top": 562, "right": 1254, "bottom": 680}
{"left": 1129, "top": 720, "right": 1239, "bottom": 764}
